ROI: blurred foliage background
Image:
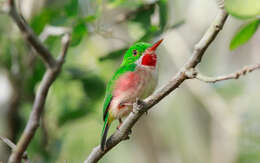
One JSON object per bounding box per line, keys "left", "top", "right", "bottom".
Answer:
{"left": 0, "top": 0, "right": 260, "bottom": 162}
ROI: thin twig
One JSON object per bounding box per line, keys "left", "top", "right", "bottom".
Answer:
{"left": 57, "top": 33, "right": 71, "bottom": 64}
{"left": 0, "top": 136, "right": 17, "bottom": 150}
{"left": 0, "top": 136, "right": 29, "bottom": 163}
{"left": 195, "top": 64, "right": 260, "bottom": 83}
{"left": 39, "top": 25, "right": 71, "bottom": 42}
{"left": 85, "top": 8, "right": 228, "bottom": 163}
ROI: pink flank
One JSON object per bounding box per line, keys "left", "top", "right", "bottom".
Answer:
{"left": 114, "top": 72, "right": 141, "bottom": 96}
{"left": 109, "top": 66, "right": 157, "bottom": 119}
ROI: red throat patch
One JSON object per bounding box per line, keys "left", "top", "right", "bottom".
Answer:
{"left": 141, "top": 54, "right": 157, "bottom": 67}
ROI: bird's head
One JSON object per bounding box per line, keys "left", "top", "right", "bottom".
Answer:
{"left": 121, "top": 39, "right": 163, "bottom": 67}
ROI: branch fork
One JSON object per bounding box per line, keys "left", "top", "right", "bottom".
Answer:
{"left": 0, "top": 136, "right": 29, "bottom": 163}
{"left": 3, "top": 0, "right": 71, "bottom": 162}
{"left": 195, "top": 64, "right": 260, "bottom": 83}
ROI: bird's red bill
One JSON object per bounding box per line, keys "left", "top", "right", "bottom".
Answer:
{"left": 149, "top": 39, "right": 163, "bottom": 51}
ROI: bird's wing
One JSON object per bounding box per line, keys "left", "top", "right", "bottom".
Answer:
{"left": 103, "top": 63, "right": 137, "bottom": 121}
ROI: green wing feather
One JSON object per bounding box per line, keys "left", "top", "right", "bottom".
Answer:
{"left": 103, "top": 63, "right": 137, "bottom": 121}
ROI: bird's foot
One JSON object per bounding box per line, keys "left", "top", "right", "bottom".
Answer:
{"left": 133, "top": 98, "right": 146, "bottom": 113}
{"left": 128, "top": 129, "right": 132, "bottom": 135}
{"left": 123, "top": 129, "right": 132, "bottom": 140}
{"left": 136, "top": 98, "right": 146, "bottom": 107}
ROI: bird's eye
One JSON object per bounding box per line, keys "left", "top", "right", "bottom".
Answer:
{"left": 132, "top": 50, "right": 137, "bottom": 56}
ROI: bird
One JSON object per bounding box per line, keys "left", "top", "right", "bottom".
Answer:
{"left": 101, "top": 39, "right": 163, "bottom": 151}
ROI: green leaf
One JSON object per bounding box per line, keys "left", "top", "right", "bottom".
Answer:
{"left": 30, "top": 9, "right": 61, "bottom": 34}
{"left": 136, "top": 25, "right": 160, "bottom": 42}
{"left": 129, "top": 3, "right": 156, "bottom": 30}
{"left": 0, "top": 38, "right": 12, "bottom": 69}
{"left": 225, "top": 0, "right": 260, "bottom": 19}
{"left": 25, "top": 60, "right": 45, "bottom": 95}
{"left": 230, "top": 19, "right": 260, "bottom": 50}
{"left": 70, "top": 22, "right": 87, "bottom": 46}
{"left": 45, "top": 35, "right": 61, "bottom": 51}
{"left": 158, "top": 0, "right": 168, "bottom": 31}
{"left": 65, "top": 0, "right": 78, "bottom": 17}
{"left": 30, "top": 0, "right": 81, "bottom": 35}
{"left": 83, "top": 15, "right": 97, "bottom": 23}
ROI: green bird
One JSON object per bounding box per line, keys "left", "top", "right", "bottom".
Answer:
{"left": 101, "top": 39, "right": 163, "bottom": 151}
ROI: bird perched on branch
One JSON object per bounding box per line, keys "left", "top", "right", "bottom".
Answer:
{"left": 101, "top": 39, "right": 163, "bottom": 151}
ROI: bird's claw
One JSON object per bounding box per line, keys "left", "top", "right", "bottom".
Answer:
{"left": 123, "top": 129, "right": 132, "bottom": 140}
{"left": 136, "top": 98, "right": 146, "bottom": 107}
{"left": 133, "top": 98, "right": 146, "bottom": 113}
{"left": 129, "top": 129, "right": 132, "bottom": 135}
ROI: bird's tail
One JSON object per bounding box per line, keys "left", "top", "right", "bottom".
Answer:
{"left": 101, "top": 115, "right": 111, "bottom": 151}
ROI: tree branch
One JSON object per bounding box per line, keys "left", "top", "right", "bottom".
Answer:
{"left": 4, "top": 0, "right": 71, "bottom": 162}
{"left": 0, "top": 136, "right": 29, "bottom": 163}
{"left": 39, "top": 25, "right": 71, "bottom": 42}
{"left": 85, "top": 8, "right": 228, "bottom": 163}
{"left": 8, "top": 34, "right": 70, "bottom": 163}
{"left": 5, "top": 0, "right": 56, "bottom": 68}
{"left": 194, "top": 63, "right": 260, "bottom": 83}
